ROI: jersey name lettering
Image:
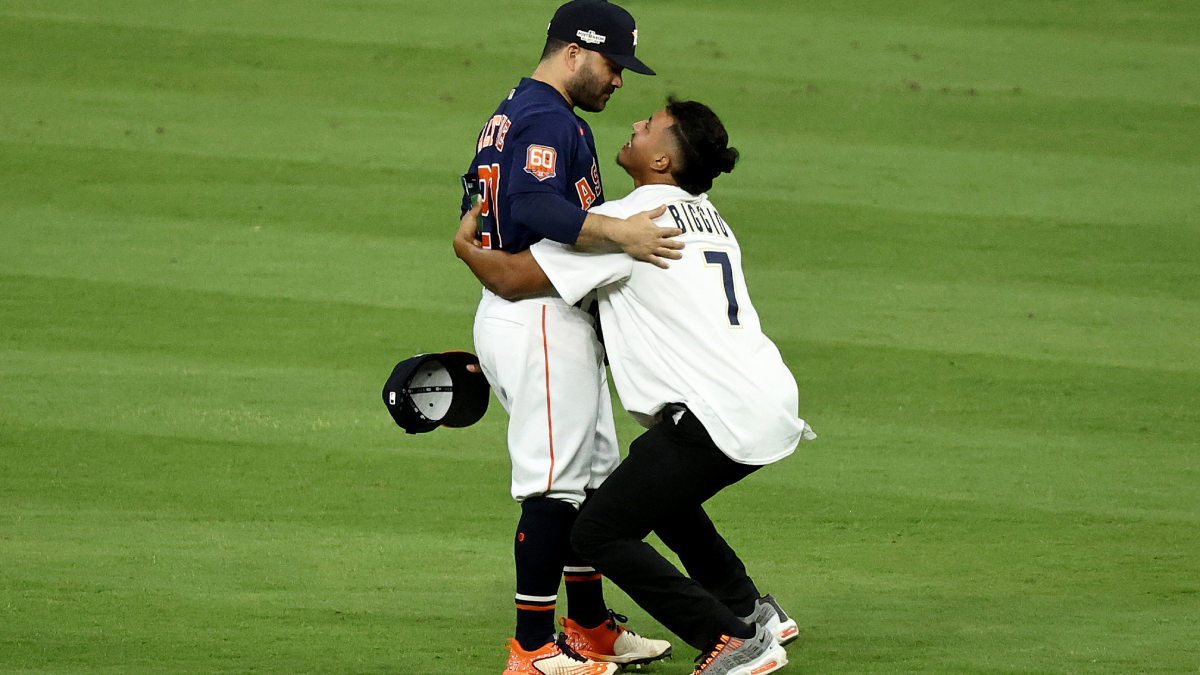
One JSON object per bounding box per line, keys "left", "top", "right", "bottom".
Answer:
{"left": 667, "top": 203, "right": 730, "bottom": 237}
{"left": 525, "top": 145, "right": 558, "bottom": 181}
{"left": 477, "top": 115, "right": 512, "bottom": 153}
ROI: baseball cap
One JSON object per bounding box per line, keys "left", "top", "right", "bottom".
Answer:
{"left": 382, "top": 351, "right": 490, "bottom": 434}
{"left": 548, "top": 0, "right": 655, "bottom": 76}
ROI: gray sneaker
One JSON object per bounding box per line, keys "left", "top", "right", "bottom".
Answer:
{"left": 740, "top": 595, "right": 800, "bottom": 646}
{"left": 692, "top": 625, "right": 787, "bottom": 675}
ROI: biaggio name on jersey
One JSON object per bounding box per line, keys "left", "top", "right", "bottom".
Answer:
{"left": 665, "top": 201, "right": 731, "bottom": 238}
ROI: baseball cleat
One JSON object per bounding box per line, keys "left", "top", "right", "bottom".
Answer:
{"left": 740, "top": 595, "right": 800, "bottom": 646}
{"left": 561, "top": 611, "right": 672, "bottom": 665}
{"left": 503, "top": 633, "right": 620, "bottom": 675}
{"left": 691, "top": 625, "right": 787, "bottom": 675}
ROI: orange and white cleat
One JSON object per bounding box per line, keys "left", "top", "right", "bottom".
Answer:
{"left": 561, "top": 610, "right": 673, "bottom": 665}
{"left": 503, "top": 633, "right": 620, "bottom": 675}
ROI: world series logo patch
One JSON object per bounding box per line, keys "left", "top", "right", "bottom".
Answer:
{"left": 524, "top": 145, "right": 557, "bottom": 181}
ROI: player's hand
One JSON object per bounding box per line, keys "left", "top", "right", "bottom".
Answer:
{"left": 615, "top": 206, "right": 683, "bottom": 269}
{"left": 454, "top": 202, "right": 484, "bottom": 257}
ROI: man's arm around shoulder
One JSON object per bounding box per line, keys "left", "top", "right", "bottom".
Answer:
{"left": 575, "top": 207, "right": 681, "bottom": 269}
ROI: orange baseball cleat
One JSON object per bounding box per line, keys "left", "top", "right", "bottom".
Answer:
{"left": 561, "top": 610, "right": 672, "bottom": 665}
{"left": 503, "top": 633, "right": 620, "bottom": 675}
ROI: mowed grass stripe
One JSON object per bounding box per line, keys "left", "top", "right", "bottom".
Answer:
{"left": 4, "top": 12, "right": 1197, "bottom": 165}
{"left": 0, "top": 347, "right": 510, "bottom": 468}
{"left": 0, "top": 208, "right": 483, "bottom": 316}
{"left": 0, "top": 0, "right": 554, "bottom": 48}
{"left": 13, "top": 0, "right": 1195, "bottom": 50}
{"left": 0, "top": 142, "right": 458, "bottom": 242}
{"left": 0, "top": 15, "right": 509, "bottom": 109}
{"left": 2, "top": 271, "right": 1195, "bottom": 439}
{"left": 7, "top": 95, "right": 1197, "bottom": 229}
{"left": 721, "top": 136, "right": 1199, "bottom": 228}
{"left": 12, "top": 77, "right": 1193, "bottom": 223}
{"left": 5, "top": 199, "right": 1197, "bottom": 374}
{"left": 758, "top": 273, "right": 1200, "bottom": 373}
{"left": 0, "top": 420, "right": 512, "bottom": 533}
{"left": 5, "top": 3, "right": 1197, "bottom": 95}
{"left": 2, "top": 338, "right": 1195, "bottom": 518}
{"left": 0, "top": 82, "right": 482, "bottom": 169}
{"left": 639, "top": 0, "right": 1200, "bottom": 46}
{"left": 732, "top": 202, "right": 1200, "bottom": 301}
{"left": 3, "top": 339, "right": 1193, "bottom": 516}
{"left": 2, "top": 523, "right": 511, "bottom": 674}
{"left": 0, "top": 274, "right": 474, "bottom": 369}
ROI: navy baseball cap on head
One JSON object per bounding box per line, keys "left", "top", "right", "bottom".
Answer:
{"left": 548, "top": 0, "right": 655, "bottom": 76}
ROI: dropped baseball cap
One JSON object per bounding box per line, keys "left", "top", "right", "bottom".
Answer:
{"left": 548, "top": 0, "right": 655, "bottom": 76}
{"left": 382, "top": 351, "right": 490, "bottom": 434}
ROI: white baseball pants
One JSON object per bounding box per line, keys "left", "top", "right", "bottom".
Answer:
{"left": 473, "top": 289, "right": 620, "bottom": 507}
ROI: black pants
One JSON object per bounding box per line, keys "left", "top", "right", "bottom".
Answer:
{"left": 571, "top": 406, "right": 761, "bottom": 650}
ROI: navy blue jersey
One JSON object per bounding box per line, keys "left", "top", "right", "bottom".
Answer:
{"left": 462, "top": 78, "right": 604, "bottom": 253}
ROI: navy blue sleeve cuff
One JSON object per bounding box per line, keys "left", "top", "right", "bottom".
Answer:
{"left": 509, "top": 191, "right": 588, "bottom": 245}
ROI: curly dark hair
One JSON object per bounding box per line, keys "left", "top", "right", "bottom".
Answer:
{"left": 665, "top": 97, "right": 739, "bottom": 195}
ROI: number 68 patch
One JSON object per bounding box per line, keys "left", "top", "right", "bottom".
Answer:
{"left": 524, "top": 145, "right": 558, "bottom": 181}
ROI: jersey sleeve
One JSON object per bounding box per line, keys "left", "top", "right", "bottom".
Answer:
{"left": 503, "top": 112, "right": 590, "bottom": 243}
{"left": 530, "top": 240, "right": 634, "bottom": 306}
{"left": 509, "top": 192, "right": 587, "bottom": 245}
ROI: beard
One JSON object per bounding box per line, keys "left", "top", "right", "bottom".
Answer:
{"left": 565, "top": 59, "right": 614, "bottom": 113}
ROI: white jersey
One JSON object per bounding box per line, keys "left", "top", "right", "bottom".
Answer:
{"left": 530, "top": 184, "right": 808, "bottom": 465}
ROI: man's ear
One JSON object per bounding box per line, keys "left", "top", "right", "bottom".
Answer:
{"left": 651, "top": 151, "right": 673, "bottom": 174}
{"left": 562, "top": 43, "right": 584, "bottom": 74}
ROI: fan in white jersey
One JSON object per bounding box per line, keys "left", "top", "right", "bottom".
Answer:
{"left": 455, "top": 97, "right": 814, "bottom": 675}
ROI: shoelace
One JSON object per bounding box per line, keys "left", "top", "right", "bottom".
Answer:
{"left": 692, "top": 635, "right": 731, "bottom": 674}
{"left": 604, "top": 609, "right": 631, "bottom": 633}
{"left": 555, "top": 632, "right": 588, "bottom": 662}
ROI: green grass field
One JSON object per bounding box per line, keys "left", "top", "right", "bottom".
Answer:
{"left": 2, "top": 1, "right": 1198, "bottom": 673}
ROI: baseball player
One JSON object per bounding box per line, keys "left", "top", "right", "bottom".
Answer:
{"left": 460, "top": 1, "right": 677, "bottom": 673}
{"left": 454, "top": 98, "right": 815, "bottom": 675}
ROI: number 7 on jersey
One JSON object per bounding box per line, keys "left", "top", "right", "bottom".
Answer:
{"left": 703, "top": 250, "right": 741, "bottom": 327}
